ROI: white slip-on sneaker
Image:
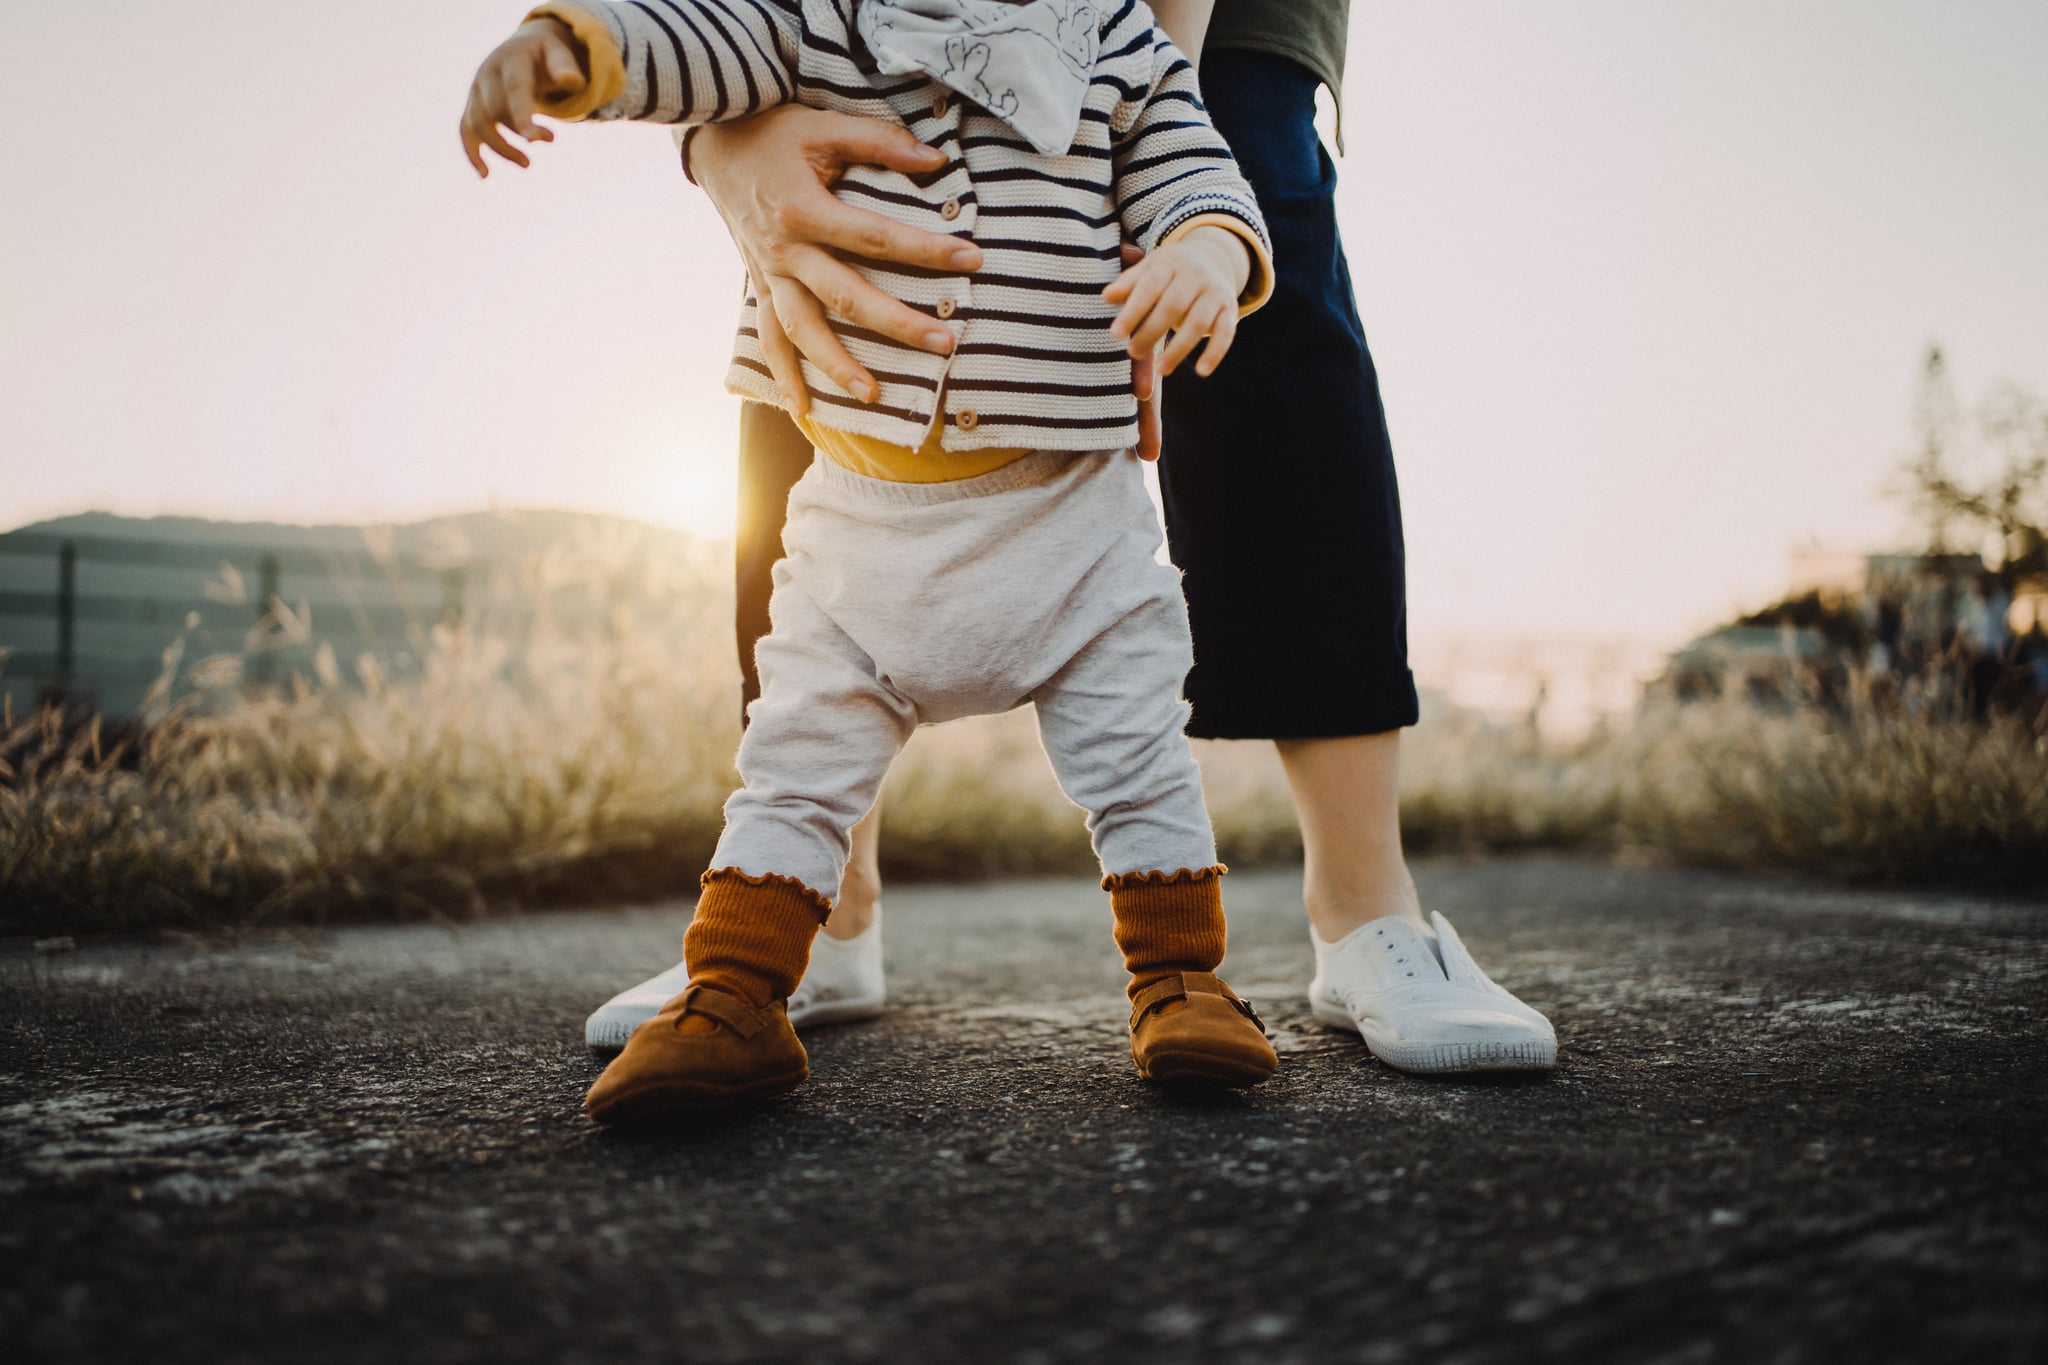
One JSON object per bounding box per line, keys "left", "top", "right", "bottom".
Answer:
{"left": 584, "top": 906, "right": 887, "bottom": 1055}
{"left": 1308, "top": 910, "right": 1556, "bottom": 1074}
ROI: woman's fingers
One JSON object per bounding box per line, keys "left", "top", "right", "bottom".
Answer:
{"left": 766, "top": 272, "right": 880, "bottom": 403}
{"left": 777, "top": 192, "right": 980, "bottom": 273}
{"left": 783, "top": 244, "right": 955, "bottom": 354}
{"left": 1133, "top": 343, "right": 1163, "bottom": 462}
{"left": 754, "top": 284, "right": 812, "bottom": 416}
{"left": 819, "top": 114, "right": 950, "bottom": 175}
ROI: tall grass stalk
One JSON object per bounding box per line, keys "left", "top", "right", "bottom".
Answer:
{"left": 3, "top": 604, "right": 2042, "bottom": 936}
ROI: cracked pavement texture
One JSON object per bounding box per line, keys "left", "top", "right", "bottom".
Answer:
{"left": 3, "top": 857, "right": 2045, "bottom": 1364}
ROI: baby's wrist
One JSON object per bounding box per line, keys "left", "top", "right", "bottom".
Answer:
{"left": 1182, "top": 225, "right": 1251, "bottom": 293}
{"left": 520, "top": 14, "right": 577, "bottom": 48}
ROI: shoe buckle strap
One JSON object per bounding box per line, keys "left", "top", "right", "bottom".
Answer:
{"left": 1232, "top": 993, "right": 1266, "bottom": 1032}
{"left": 1129, "top": 972, "right": 1266, "bottom": 1033}
{"left": 1129, "top": 975, "right": 1188, "bottom": 1028}
{"left": 679, "top": 985, "right": 767, "bottom": 1038}
{"left": 1180, "top": 971, "right": 1263, "bottom": 1028}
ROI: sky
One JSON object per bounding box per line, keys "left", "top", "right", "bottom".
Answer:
{"left": 3, "top": 1, "right": 2044, "bottom": 647}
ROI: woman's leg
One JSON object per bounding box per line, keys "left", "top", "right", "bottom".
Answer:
{"left": 1277, "top": 731, "right": 1426, "bottom": 938}
{"left": 832, "top": 804, "right": 883, "bottom": 939}
{"left": 1160, "top": 51, "right": 1422, "bottom": 918}
{"left": 1163, "top": 52, "right": 1553, "bottom": 1070}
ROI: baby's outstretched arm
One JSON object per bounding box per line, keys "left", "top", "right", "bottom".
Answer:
{"left": 460, "top": 2, "right": 799, "bottom": 175}
{"left": 1104, "top": 225, "right": 1254, "bottom": 379}
{"left": 461, "top": 18, "right": 587, "bottom": 176}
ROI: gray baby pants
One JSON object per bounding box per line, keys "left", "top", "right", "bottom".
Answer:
{"left": 710, "top": 447, "right": 1219, "bottom": 902}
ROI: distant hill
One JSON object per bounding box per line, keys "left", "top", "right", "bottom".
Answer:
{"left": 0, "top": 508, "right": 724, "bottom": 719}
{"left": 8, "top": 507, "right": 707, "bottom": 563}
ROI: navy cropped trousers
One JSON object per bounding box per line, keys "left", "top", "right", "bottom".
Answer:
{"left": 734, "top": 48, "right": 1417, "bottom": 740}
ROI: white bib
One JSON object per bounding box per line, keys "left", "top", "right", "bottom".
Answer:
{"left": 856, "top": 0, "right": 1102, "bottom": 156}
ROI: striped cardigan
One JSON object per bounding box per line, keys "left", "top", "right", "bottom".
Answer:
{"left": 534, "top": 0, "right": 1272, "bottom": 454}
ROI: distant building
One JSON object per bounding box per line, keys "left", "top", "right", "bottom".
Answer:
{"left": 1863, "top": 552, "right": 1987, "bottom": 595}
{"left": 1650, "top": 547, "right": 2045, "bottom": 709}
{"left": 1785, "top": 548, "right": 1868, "bottom": 599}
{"left": 1785, "top": 548, "right": 1986, "bottom": 601}
{"left": 1650, "top": 625, "right": 1831, "bottom": 705}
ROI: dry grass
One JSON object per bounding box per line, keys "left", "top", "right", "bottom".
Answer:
{"left": 1624, "top": 690, "right": 2048, "bottom": 886}
{"left": 3, "top": 567, "right": 2044, "bottom": 935}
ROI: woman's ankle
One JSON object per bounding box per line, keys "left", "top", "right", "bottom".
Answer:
{"left": 826, "top": 867, "right": 881, "bottom": 939}
{"left": 1304, "top": 869, "right": 1426, "bottom": 942}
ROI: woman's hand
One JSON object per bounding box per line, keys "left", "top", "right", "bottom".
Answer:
{"left": 460, "top": 18, "right": 586, "bottom": 176}
{"left": 1120, "top": 243, "right": 1164, "bottom": 463}
{"left": 690, "top": 107, "right": 985, "bottom": 412}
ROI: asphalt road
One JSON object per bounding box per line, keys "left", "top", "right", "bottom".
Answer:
{"left": 3, "top": 857, "right": 2044, "bottom": 1365}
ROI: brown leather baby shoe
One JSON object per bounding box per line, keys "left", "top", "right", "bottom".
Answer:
{"left": 1128, "top": 971, "right": 1278, "bottom": 1088}
{"left": 584, "top": 985, "right": 809, "bottom": 1124}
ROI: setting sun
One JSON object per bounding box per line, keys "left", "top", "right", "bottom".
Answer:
{"left": 644, "top": 436, "right": 740, "bottom": 540}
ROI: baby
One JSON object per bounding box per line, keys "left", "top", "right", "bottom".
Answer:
{"left": 461, "top": 0, "right": 1280, "bottom": 1121}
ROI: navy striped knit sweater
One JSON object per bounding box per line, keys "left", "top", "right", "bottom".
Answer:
{"left": 536, "top": 0, "right": 1272, "bottom": 454}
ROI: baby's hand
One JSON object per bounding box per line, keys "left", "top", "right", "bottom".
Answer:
{"left": 1103, "top": 226, "right": 1251, "bottom": 378}
{"left": 460, "top": 17, "right": 588, "bottom": 177}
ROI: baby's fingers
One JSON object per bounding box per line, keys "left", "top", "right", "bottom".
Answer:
{"left": 461, "top": 111, "right": 490, "bottom": 176}
{"left": 465, "top": 72, "right": 532, "bottom": 169}
{"left": 1108, "top": 267, "right": 1169, "bottom": 352}
{"left": 500, "top": 63, "right": 553, "bottom": 142}
{"left": 1127, "top": 276, "right": 1201, "bottom": 356}
{"left": 478, "top": 117, "right": 530, "bottom": 169}
{"left": 1103, "top": 261, "right": 1142, "bottom": 304}
{"left": 1194, "top": 306, "right": 1238, "bottom": 376}
{"left": 1157, "top": 301, "right": 1217, "bottom": 377}
{"left": 460, "top": 108, "right": 527, "bottom": 174}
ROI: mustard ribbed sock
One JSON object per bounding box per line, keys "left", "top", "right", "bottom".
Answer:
{"left": 682, "top": 870, "right": 831, "bottom": 1008}
{"left": 1105, "top": 866, "right": 1229, "bottom": 999}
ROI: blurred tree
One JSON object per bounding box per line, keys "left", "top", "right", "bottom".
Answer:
{"left": 1897, "top": 344, "right": 2048, "bottom": 582}
{"left": 1901, "top": 345, "right": 1964, "bottom": 553}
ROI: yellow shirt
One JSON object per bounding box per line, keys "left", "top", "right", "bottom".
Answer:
{"left": 796, "top": 413, "right": 1030, "bottom": 484}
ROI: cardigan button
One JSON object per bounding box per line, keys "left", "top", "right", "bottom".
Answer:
{"left": 940, "top": 197, "right": 962, "bottom": 221}
{"left": 935, "top": 298, "right": 957, "bottom": 320}
{"left": 956, "top": 408, "right": 979, "bottom": 431}
{"left": 931, "top": 93, "right": 949, "bottom": 118}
